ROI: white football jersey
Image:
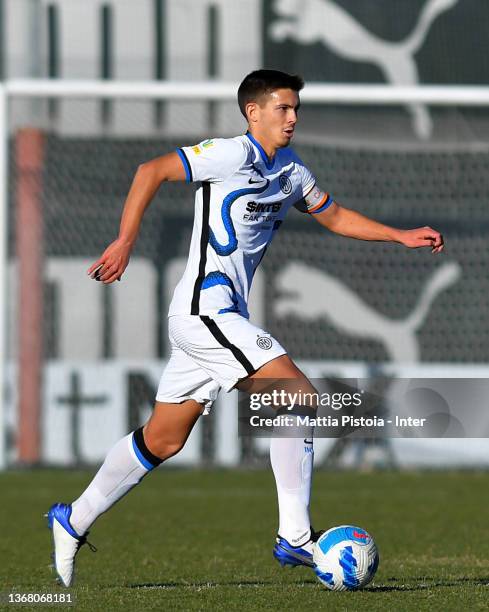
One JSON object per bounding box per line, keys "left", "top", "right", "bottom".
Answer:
{"left": 168, "top": 133, "right": 332, "bottom": 319}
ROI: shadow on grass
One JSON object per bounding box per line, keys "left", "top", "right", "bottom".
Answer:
{"left": 367, "top": 576, "right": 489, "bottom": 592}
{"left": 129, "top": 576, "right": 489, "bottom": 592}
{"left": 129, "top": 579, "right": 318, "bottom": 589}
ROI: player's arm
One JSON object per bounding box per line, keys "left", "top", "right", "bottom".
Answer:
{"left": 307, "top": 188, "right": 444, "bottom": 253}
{"left": 87, "top": 152, "right": 186, "bottom": 283}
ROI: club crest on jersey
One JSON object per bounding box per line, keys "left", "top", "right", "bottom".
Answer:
{"left": 256, "top": 335, "right": 273, "bottom": 350}
{"left": 279, "top": 173, "right": 292, "bottom": 194}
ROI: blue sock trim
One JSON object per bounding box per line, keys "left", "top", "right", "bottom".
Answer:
{"left": 132, "top": 432, "right": 157, "bottom": 471}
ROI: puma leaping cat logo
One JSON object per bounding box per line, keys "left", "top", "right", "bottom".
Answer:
{"left": 275, "top": 261, "right": 461, "bottom": 362}
{"left": 270, "top": 0, "right": 459, "bottom": 139}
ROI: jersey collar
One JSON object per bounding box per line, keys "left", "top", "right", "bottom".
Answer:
{"left": 246, "top": 132, "right": 275, "bottom": 170}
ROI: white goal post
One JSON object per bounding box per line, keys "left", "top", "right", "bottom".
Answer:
{"left": 2, "top": 78, "right": 489, "bottom": 469}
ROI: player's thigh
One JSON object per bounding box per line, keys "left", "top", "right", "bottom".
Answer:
{"left": 148, "top": 344, "right": 214, "bottom": 452}
{"left": 157, "top": 336, "right": 221, "bottom": 414}
{"left": 144, "top": 399, "right": 203, "bottom": 451}
{"left": 236, "top": 354, "right": 318, "bottom": 406}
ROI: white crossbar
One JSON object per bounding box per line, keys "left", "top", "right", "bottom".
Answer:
{"left": 5, "top": 79, "right": 489, "bottom": 106}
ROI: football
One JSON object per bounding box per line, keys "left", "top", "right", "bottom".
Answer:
{"left": 313, "top": 525, "right": 379, "bottom": 591}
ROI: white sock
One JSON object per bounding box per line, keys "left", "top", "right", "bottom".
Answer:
{"left": 270, "top": 415, "right": 314, "bottom": 547}
{"left": 70, "top": 428, "right": 160, "bottom": 535}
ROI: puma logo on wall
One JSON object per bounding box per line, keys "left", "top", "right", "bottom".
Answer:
{"left": 270, "top": 0, "right": 459, "bottom": 139}
{"left": 275, "top": 261, "right": 461, "bottom": 362}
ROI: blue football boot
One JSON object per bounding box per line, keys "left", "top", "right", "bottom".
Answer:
{"left": 46, "top": 503, "right": 96, "bottom": 587}
{"left": 273, "top": 528, "right": 324, "bottom": 569}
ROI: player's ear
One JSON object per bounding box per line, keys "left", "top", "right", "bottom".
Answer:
{"left": 246, "top": 101, "right": 259, "bottom": 124}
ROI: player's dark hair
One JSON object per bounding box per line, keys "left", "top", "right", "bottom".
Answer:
{"left": 237, "top": 69, "right": 304, "bottom": 119}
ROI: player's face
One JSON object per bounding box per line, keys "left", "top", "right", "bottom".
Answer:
{"left": 248, "top": 88, "right": 300, "bottom": 153}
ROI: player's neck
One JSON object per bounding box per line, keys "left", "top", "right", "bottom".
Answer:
{"left": 247, "top": 129, "right": 277, "bottom": 162}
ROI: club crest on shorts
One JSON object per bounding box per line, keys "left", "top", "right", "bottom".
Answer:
{"left": 279, "top": 173, "right": 292, "bottom": 194}
{"left": 256, "top": 335, "right": 273, "bottom": 350}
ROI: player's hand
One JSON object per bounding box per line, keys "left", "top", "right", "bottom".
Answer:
{"left": 399, "top": 226, "right": 444, "bottom": 253}
{"left": 87, "top": 238, "right": 132, "bottom": 283}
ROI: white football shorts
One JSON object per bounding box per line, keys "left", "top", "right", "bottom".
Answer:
{"left": 156, "top": 313, "right": 287, "bottom": 414}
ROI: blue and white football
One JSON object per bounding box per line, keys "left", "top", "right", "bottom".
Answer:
{"left": 313, "top": 525, "right": 379, "bottom": 591}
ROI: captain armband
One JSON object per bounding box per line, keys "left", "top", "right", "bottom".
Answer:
{"left": 304, "top": 185, "right": 334, "bottom": 214}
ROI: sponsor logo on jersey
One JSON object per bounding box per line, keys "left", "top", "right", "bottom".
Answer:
{"left": 202, "top": 139, "right": 214, "bottom": 148}
{"left": 192, "top": 145, "right": 202, "bottom": 155}
{"left": 279, "top": 173, "right": 292, "bottom": 194}
{"left": 256, "top": 335, "right": 273, "bottom": 350}
{"left": 248, "top": 177, "right": 263, "bottom": 184}
{"left": 246, "top": 202, "right": 282, "bottom": 213}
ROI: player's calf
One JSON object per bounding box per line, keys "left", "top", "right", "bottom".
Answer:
{"left": 143, "top": 399, "right": 203, "bottom": 459}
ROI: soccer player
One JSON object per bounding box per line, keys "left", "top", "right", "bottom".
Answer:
{"left": 47, "top": 70, "right": 444, "bottom": 586}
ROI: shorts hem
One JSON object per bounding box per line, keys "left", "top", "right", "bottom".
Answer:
{"left": 155, "top": 394, "right": 193, "bottom": 404}
{"left": 155, "top": 394, "right": 213, "bottom": 414}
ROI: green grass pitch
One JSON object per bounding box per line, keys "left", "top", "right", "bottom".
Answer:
{"left": 1, "top": 469, "right": 489, "bottom": 610}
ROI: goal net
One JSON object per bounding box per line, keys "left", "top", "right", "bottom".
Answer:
{"left": 3, "top": 82, "right": 489, "bottom": 467}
